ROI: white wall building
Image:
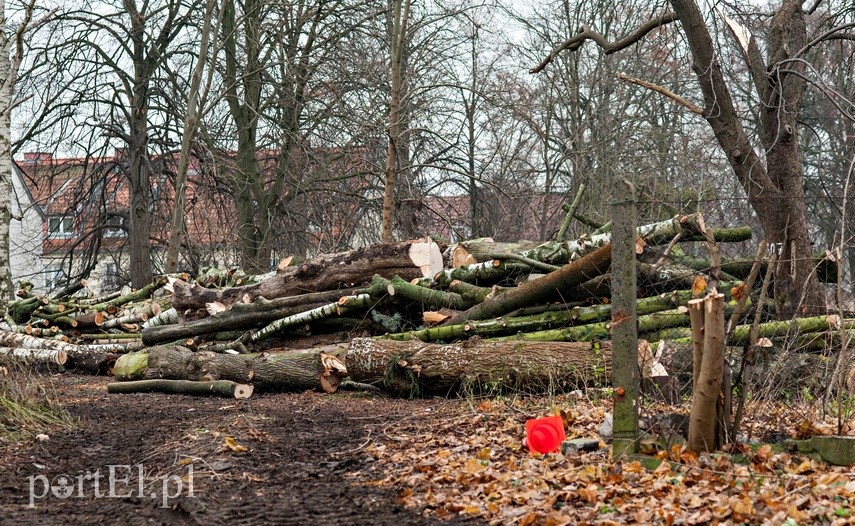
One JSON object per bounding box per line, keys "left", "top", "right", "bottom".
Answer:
{"left": 9, "top": 164, "right": 46, "bottom": 292}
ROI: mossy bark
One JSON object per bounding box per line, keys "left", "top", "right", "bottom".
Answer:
{"left": 346, "top": 337, "right": 611, "bottom": 397}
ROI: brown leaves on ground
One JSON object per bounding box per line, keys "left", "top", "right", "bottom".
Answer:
{"left": 359, "top": 394, "right": 854, "bottom": 525}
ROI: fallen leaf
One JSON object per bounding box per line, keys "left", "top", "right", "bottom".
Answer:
{"left": 224, "top": 436, "right": 248, "bottom": 453}
{"left": 692, "top": 276, "right": 708, "bottom": 297}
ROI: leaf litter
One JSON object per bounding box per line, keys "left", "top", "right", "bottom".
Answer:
{"left": 355, "top": 393, "right": 854, "bottom": 525}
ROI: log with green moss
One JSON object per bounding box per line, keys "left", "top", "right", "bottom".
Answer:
{"left": 374, "top": 275, "right": 473, "bottom": 310}
{"left": 346, "top": 337, "right": 612, "bottom": 397}
{"left": 453, "top": 214, "right": 749, "bottom": 267}
{"left": 429, "top": 260, "right": 528, "bottom": 288}
{"left": 446, "top": 280, "right": 506, "bottom": 304}
{"left": 107, "top": 379, "right": 254, "bottom": 398}
{"left": 384, "top": 290, "right": 701, "bottom": 342}
{"left": 6, "top": 296, "right": 48, "bottom": 324}
{"left": 115, "top": 346, "right": 348, "bottom": 393}
{"left": 674, "top": 255, "right": 838, "bottom": 283}
{"left": 443, "top": 244, "right": 614, "bottom": 325}
{"left": 90, "top": 276, "right": 169, "bottom": 313}
{"left": 644, "top": 315, "right": 852, "bottom": 345}
{"left": 490, "top": 308, "right": 691, "bottom": 343}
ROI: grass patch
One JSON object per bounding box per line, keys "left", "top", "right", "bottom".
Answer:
{"left": 0, "top": 364, "right": 75, "bottom": 444}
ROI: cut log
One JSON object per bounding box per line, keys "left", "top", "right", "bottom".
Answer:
{"left": 430, "top": 260, "right": 527, "bottom": 288}
{"left": 459, "top": 222, "right": 751, "bottom": 269}
{"left": 141, "top": 308, "right": 179, "bottom": 329}
{"left": 247, "top": 293, "right": 374, "bottom": 343}
{"left": 0, "top": 331, "right": 118, "bottom": 374}
{"left": 90, "top": 276, "right": 169, "bottom": 312}
{"left": 455, "top": 214, "right": 742, "bottom": 266}
{"left": 443, "top": 243, "right": 614, "bottom": 325}
{"left": 385, "top": 290, "right": 699, "bottom": 343}
{"left": 378, "top": 275, "right": 473, "bottom": 310}
{"left": 644, "top": 315, "right": 848, "bottom": 345}
{"left": 345, "top": 337, "right": 612, "bottom": 396}
{"left": 142, "top": 288, "right": 360, "bottom": 346}
{"left": 0, "top": 346, "right": 67, "bottom": 366}
{"left": 123, "top": 346, "right": 348, "bottom": 393}
{"left": 675, "top": 254, "right": 839, "bottom": 283}
{"left": 107, "top": 379, "right": 253, "bottom": 398}
{"left": 171, "top": 239, "right": 442, "bottom": 312}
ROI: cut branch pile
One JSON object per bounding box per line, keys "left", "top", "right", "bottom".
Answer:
{"left": 1, "top": 220, "right": 849, "bottom": 399}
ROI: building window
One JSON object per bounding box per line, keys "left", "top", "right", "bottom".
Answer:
{"left": 103, "top": 215, "right": 126, "bottom": 237}
{"left": 45, "top": 263, "right": 66, "bottom": 291}
{"left": 48, "top": 216, "right": 74, "bottom": 238}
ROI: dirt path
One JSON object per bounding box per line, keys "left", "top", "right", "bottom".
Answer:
{"left": 0, "top": 375, "right": 478, "bottom": 525}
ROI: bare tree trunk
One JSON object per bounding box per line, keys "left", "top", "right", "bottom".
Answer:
{"left": 669, "top": 0, "right": 825, "bottom": 315}
{"left": 126, "top": 3, "right": 156, "bottom": 288}
{"left": 687, "top": 292, "right": 725, "bottom": 452}
{"left": 0, "top": 66, "right": 13, "bottom": 305}
{"left": 0, "top": 0, "right": 35, "bottom": 305}
{"left": 222, "top": 0, "right": 266, "bottom": 273}
{"left": 165, "top": 0, "right": 218, "bottom": 274}
{"left": 381, "top": 0, "right": 411, "bottom": 243}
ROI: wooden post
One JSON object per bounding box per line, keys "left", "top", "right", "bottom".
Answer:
{"left": 611, "top": 184, "right": 639, "bottom": 459}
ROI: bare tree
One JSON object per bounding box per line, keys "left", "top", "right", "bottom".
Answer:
{"left": 40, "top": 0, "right": 201, "bottom": 288}
{"left": 211, "top": 0, "right": 376, "bottom": 270}
{"left": 532, "top": 0, "right": 855, "bottom": 314}
{"left": 0, "top": 0, "right": 51, "bottom": 304}
{"left": 164, "top": 0, "right": 221, "bottom": 273}
{"left": 380, "top": 0, "right": 410, "bottom": 242}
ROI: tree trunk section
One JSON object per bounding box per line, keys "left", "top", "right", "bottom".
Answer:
{"left": 345, "top": 337, "right": 611, "bottom": 397}
{"left": 129, "top": 346, "right": 347, "bottom": 393}
{"left": 443, "top": 243, "right": 613, "bottom": 325}
{"left": 107, "top": 379, "right": 253, "bottom": 398}
{"left": 171, "top": 239, "right": 441, "bottom": 312}
{"left": 688, "top": 292, "right": 725, "bottom": 452}
{"left": 142, "top": 288, "right": 362, "bottom": 345}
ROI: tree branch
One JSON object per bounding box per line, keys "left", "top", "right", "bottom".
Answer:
{"left": 530, "top": 11, "right": 679, "bottom": 74}
{"left": 616, "top": 73, "right": 704, "bottom": 115}
{"left": 795, "top": 22, "right": 855, "bottom": 59}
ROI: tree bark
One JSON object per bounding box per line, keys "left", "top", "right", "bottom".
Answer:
{"left": 119, "top": 346, "right": 347, "bottom": 393}
{"left": 171, "top": 239, "right": 441, "bottom": 312}
{"left": 687, "top": 292, "right": 725, "bottom": 452}
{"left": 164, "top": 0, "right": 217, "bottom": 274}
{"left": 385, "top": 290, "right": 698, "bottom": 342}
{"left": 142, "top": 288, "right": 357, "bottom": 345}
{"left": 669, "top": 0, "right": 825, "bottom": 315}
{"left": 454, "top": 214, "right": 748, "bottom": 266}
{"left": 345, "top": 337, "right": 611, "bottom": 397}
{"left": 443, "top": 243, "right": 613, "bottom": 325}
{"left": 107, "top": 379, "right": 253, "bottom": 398}
{"left": 644, "top": 314, "right": 847, "bottom": 345}
{"left": 0, "top": 331, "right": 118, "bottom": 373}
{"left": 381, "top": 0, "right": 412, "bottom": 242}
{"left": 0, "top": 0, "right": 35, "bottom": 306}
{"left": 0, "top": 346, "right": 67, "bottom": 366}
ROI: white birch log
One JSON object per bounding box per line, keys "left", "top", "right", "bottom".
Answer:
{"left": 247, "top": 294, "right": 373, "bottom": 343}
{"left": 0, "top": 346, "right": 67, "bottom": 365}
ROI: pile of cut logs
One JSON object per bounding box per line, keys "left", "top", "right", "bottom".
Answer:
{"left": 1, "top": 212, "right": 849, "bottom": 399}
